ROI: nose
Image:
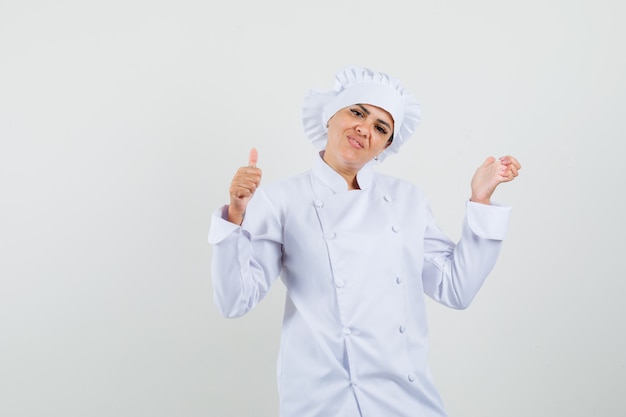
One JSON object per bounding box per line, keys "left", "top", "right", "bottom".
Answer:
{"left": 355, "top": 123, "right": 369, "bottom": 137}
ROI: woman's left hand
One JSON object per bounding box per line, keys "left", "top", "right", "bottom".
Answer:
{"left": 470, "top": 155, "right": 521, "bottom": 205}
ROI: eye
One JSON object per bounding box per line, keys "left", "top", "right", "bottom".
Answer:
{"left": 350, "top": 108, "right": 364, "bottom": 118}
{"left": 375, "top": 125, "right": 388, "bottom": 135}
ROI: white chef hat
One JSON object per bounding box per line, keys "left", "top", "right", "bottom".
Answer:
{"left": 302, "top": 65, "right": 421, "bottom": 162}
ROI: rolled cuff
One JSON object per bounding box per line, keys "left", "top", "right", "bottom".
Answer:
{"left": 208, "top": 205, "right": 241, "bottom": 244}
{"left": 466, "top": 201, "right": 511, "bottom": 240}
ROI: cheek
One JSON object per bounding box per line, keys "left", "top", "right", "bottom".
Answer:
{"left": 375, "top": 138, "right": 391, "bottom": 152}
{"left": 327, "top": 130, "right": 340, "bottom": 146}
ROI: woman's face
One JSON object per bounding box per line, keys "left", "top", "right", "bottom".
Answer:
{"left": 324, "top": 103, "right": 394, "bottom": 173}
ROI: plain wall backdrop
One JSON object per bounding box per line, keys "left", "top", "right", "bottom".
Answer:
{"left": 1, "top": 0, "right": 625, "bottom": 416}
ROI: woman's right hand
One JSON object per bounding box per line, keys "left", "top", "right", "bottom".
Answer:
{"left": 228, "top": 148, "right": 262, "bottom": 225}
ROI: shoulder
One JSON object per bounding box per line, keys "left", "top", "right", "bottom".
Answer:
{"left": 254, "top": 170, "right": 313, "bottom": 208}
{"left": 373, "top": 172, "right": 425, "bottom": 198}
{"left": 261, "top": 170, "right": 311, "bottom": 194}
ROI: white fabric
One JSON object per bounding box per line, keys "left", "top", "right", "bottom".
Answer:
{"left": 208, "top": 153, "right": 511, "bottom": 417}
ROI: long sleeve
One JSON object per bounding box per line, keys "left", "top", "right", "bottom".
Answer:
{"left": 208, "top": 189, "right": 284, "bottom": 318}
{"left": 422, "top": 201, "right": 511, "bottom": 309}
{"left": 207, "top": 159, "right": 513, "bottom": 416}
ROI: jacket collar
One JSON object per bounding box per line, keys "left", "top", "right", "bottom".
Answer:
{"left": 312, "top": 151, "right": 374, "bottom": 193}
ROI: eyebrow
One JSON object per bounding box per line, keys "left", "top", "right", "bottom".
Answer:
{"left": 357, "top": 103, "right": 392, "bottom": 131}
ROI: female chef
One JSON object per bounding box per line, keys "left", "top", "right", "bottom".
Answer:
{"left": 208, "top": 65, "right": 521, "bottom": 417}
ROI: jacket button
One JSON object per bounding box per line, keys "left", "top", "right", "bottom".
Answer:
{"left": 392, "top": 225, "right": 400, "bottom": 233}
{"left": 344, "top": 327, "right": 352, "bottom": 335}
{"left": 396, "top": 276, "right": 402, "bottom": 284}
{"left": 314, "top": 200, "right": 324, "bottom": 208}
{"left": 383, "top": 195, "right": 392, "bottom": 202}
{"left": 399, "top": 325, "right": 406, "bottom": 333}
{"left": 335, "top": 280, "right": 345, "bottom": 288}
{"left": 324, "top": 232, "right": 336, "bottom": 240}
{"left": 351, "top": 378, "right": 359, "bottom": 387}
{"left": 408, "top": 373, "right": 416, "bottom": 382}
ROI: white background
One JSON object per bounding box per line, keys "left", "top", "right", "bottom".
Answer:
{"left": 1, "top": 0, "right": 624, "bottom": 416}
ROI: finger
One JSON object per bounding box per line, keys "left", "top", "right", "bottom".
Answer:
{"left": 231, "top": 186, "right": 253, "bottom": 200}
{"left": 234, "top": 167, "right": 261, "bottom": 181}
{"left": 500, "top": 155, "right": 522, "bottom": 170}
{"left": 502, "top": 167, "right": 517, "bottom": 181}
{"left": 231, "top": 182, "right": 257, "bottom": 196}
{"left": 500, "top": 160, "right": 516, "bottom": 172}
{"left": 234, "top": 191, "right": 251, "bottom": 200}
{"left": 231, "top": 175, "right": 260, "bottom": 193}
{"left": 248, "top": 147, "right": 258, "bottom": 168}
{"left": 499, "top": 156, "right": 513, "bottom": 166}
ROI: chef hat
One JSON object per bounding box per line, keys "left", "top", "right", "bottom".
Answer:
{"left": 302, "top": 65, "right": 421, "bottom": 162}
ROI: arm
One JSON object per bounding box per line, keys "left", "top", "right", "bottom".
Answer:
{"left": 421, "top": 155, "right": 521, "bottom": 309}
{"left": 208, "top": 149, "right": 283, "bottom": 318}
{"left": 422, "top": 201, "right": 511, "bottom": 309}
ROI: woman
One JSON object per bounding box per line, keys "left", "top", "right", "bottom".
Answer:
{"left": 209, "top": 66, "right": 521, "bottom": 417}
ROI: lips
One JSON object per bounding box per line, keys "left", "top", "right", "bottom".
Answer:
{"left": 347, "top": 135, "right": 364, "bottom": 149}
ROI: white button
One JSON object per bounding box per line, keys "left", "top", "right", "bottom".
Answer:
{"left": 383, "top": 195, "right": 392, "bottom": 202}
{"left": 399, "top": 325, "right": 406, "bottom": 333}
{"left": 324, "top": 232, "right": 336, "bottom": 240}
{"left": 351, "top": 378, "right": 359, "bottom": 387}
{"left": 344, "top": 328, "right": 352, "bottom": 335}
{"left": 408, "top": 373, "right": 416, "bottom": 382}
{"left": 314, "top": 200, "right": 324, "bottom": 208}
{"left": 396, "top": 276, "right": 402, "bottom": 284}
{"left": 335, "top": 280, "right": 345, "bottom": 288}
{"left": 392, "top": 225, "right": 400, "bottom": 233}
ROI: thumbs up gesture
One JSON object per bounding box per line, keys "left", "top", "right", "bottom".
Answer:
{"left": 228, "top": 148, "right": 262, "bottom": 224}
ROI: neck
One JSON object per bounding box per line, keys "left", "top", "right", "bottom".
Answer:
{"left": 346, "top": 175, "right": 360, "bottom": 190}
{"left": 322, "top": 152, "right": 361, "bottom": 190}
{"left": 333, "top": 166, "right": 361, "bottom": 190}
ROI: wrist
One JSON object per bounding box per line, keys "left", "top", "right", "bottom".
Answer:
{"left": 470, "top": 196, "right": 491, "bottom": 205}
{"left": 227, "top": 206, "right": 246, "bottom": 225}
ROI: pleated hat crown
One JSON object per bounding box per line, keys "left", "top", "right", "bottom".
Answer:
{"left": 302, "top": 66, "right": 421, "bottom": 162}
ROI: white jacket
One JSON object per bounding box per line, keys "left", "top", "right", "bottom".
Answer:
{"left": 208, "top": 153, "right": 511, "bottom": 417}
